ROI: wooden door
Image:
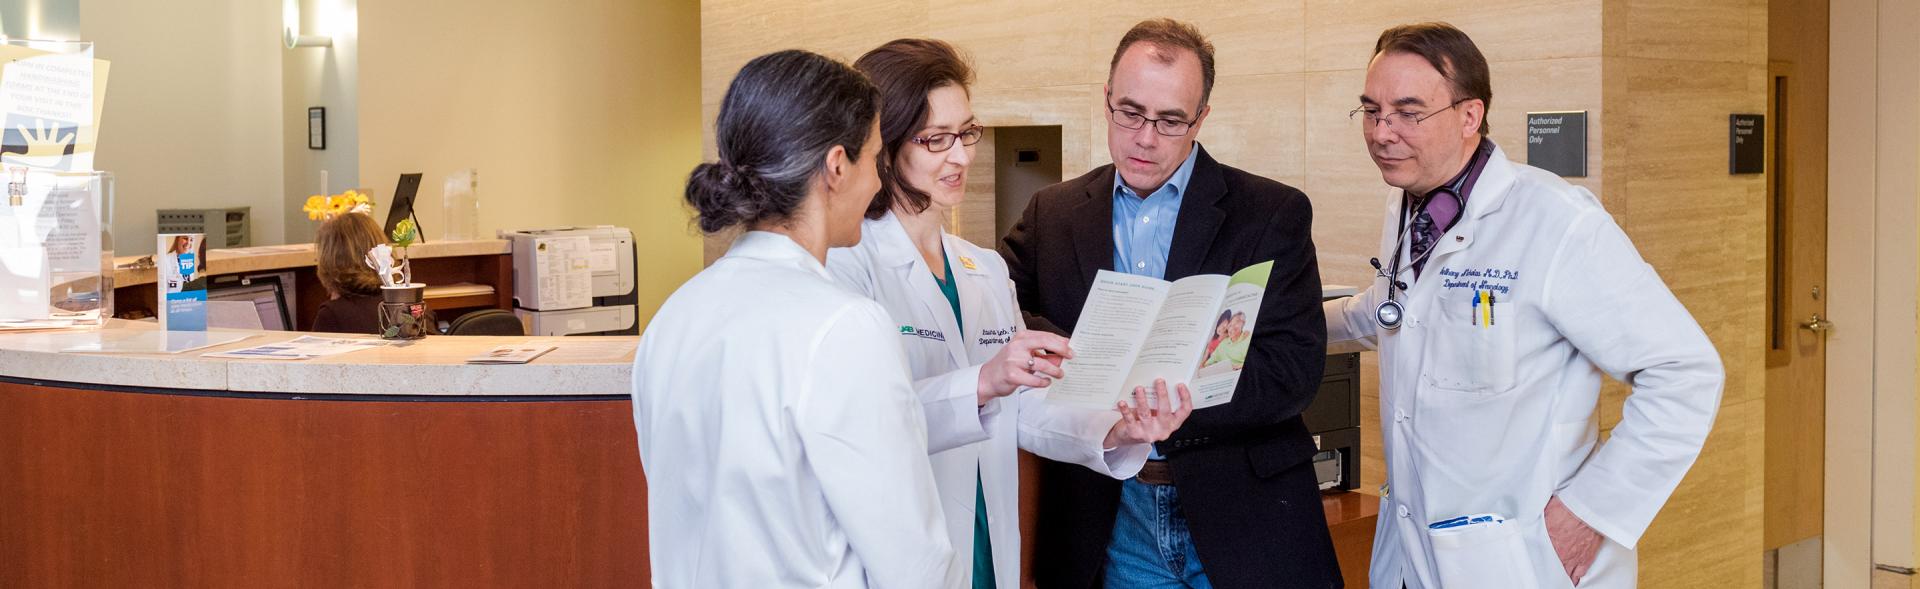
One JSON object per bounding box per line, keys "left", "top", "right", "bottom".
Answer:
{"left": 1763, "top": 0, "right": 1830, "bottom": 581}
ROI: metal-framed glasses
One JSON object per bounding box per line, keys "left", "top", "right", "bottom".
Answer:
{"left": 1106, "top": 103, "right": 1196, "bottom": 136}
{"left": 910, "top": 124, "right": 985, "bottom": 153}
{"left": 1349, "top": 99, "right": 1469, "bottom": 129}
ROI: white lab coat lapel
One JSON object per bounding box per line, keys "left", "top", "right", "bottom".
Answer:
{"left": 945, "top": 232, "right": 1001, "bottom": 365}
{"left": 874, "top": 213, "right": 971, "bottom": 369}
{"left": 1405, "top": 148, "right": 1517, "bottom": 306}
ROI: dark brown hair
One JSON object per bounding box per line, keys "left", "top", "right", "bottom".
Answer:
{"left": 1373, "top": 22, "right": 1493, "bottom": 135}
{"left": 686, "top": 50, "right": 881, "bottom": 234}
{"left": 315, "top": 212, "right": 386, "bottom": 297}
{"left": 1108, "top": 19, "right": 1216, "bottom": 106}
{"left": 854, "top": 39, "right": 975, "bottom": 220}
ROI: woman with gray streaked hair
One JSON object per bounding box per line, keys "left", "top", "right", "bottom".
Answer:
{"left": 631, "top": 49, "right": 952, "bottom": 589}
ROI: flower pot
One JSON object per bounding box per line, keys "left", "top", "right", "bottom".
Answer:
{"left": 378, "top": 283, "right": 430, "bottom": 340}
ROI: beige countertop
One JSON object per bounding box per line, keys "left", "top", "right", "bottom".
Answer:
{"left": 113, "top": 239, "right": 511, "bottom": 287}
{"left": 0, "top": 320, "right": 634, "bottom": 397}
{"left": 7, "top": 285, "right": 1363, "bottom": 396}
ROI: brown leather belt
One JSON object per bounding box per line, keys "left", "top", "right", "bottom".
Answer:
{"left": 1137, "top": 459, "right": 1174, "bottom": 485}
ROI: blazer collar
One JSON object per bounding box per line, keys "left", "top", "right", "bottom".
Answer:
{"left": 1164, "top": 145, "right": 1228, "bottom": 279}
{"left": 1071, "top": 144, "right": 1230, "bottom": 284}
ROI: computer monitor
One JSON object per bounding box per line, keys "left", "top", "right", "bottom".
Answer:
{"left": 207, "top": 271, "right": 295, "bottom": 331}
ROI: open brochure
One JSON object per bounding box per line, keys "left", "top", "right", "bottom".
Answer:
{"left": 201, "top": 335, "right": 389, "bottom": 360}
{"left": 1047, "top": 261, "right": 1272, "bottom": 411}
{"left": 467, "top": 344, "right": 557, "bottom": 365}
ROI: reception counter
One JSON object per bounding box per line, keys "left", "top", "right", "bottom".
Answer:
{"left": 1, "top": 322, "right": 1373, "bottom": 588}
{"left": 0, "top": 322, "right": 645, "bottom": 587}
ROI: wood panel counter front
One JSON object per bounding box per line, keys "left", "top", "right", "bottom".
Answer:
{"left": 0, "top": 323, "right": 1373, "bottom": 587}
{"left": 0, "top": 322, "right": 643, "bottom": 587}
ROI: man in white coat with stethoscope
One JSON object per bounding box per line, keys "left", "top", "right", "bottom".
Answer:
{"left": 1325, "top": 23, "right": 1726, "bottom": 588}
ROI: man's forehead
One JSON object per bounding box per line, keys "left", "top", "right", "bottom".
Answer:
{"left": 1110, "top": 46, "right": 1204, "bottom": 112}
{"left": 1363, "top": 54, "right": 1450, "bottom": 100}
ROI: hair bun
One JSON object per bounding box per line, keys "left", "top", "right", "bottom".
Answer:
{"left": 685, "top": 161, "right": 773, "bottom": 233}
{"left": 719, "top": 162, "right": 754, "bottom": 188}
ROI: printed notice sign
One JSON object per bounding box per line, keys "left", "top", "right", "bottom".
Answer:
{"left": 1525, "top": 111, "right": 1587, "bottom": 177}
{"left": 1730, "top": 114, "right": 1764, "bottom": 174}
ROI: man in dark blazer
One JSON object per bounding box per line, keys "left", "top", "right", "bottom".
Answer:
{"left": 999, "top": 18, "right": 1341, "bottom": 589}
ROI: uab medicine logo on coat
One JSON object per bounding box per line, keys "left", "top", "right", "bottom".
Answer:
{"left": 898, "top": 325, "right": 946, "bottom": 342}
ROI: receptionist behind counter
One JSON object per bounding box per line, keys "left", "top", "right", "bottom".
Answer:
{"left": 311, "top": 212, "right": 435, "bottom": 334}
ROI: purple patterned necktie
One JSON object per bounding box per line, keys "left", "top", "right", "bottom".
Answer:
{"left": 1409, "top": 190, "right": 1461, "bottom": 276}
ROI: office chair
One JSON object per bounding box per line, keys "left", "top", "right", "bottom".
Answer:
{"left": 445, "top": 309, "right": 525, "bottom": 336}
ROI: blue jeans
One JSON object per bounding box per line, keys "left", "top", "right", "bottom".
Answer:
{"left": 1104, "top": 478, "right": 1213, "bottom": 588}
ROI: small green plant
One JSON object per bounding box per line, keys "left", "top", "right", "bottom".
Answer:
{"left": 391, "top": 218, "right": 418, "bottom": 248}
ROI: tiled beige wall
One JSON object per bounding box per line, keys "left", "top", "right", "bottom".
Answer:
{"left": 1597, "top": 0, "right": 1767, "bottom": 586}
{"left": 702, "top": 2, "right": 1764, "bottom": 586}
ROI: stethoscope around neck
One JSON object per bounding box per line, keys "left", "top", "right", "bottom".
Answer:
{"left": 1369, "top": 194, "right": 1440, "bottom": 331}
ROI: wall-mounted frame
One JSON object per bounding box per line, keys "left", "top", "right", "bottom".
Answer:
{"left": 308, "top": 107, "right": 326, "bottom": 150}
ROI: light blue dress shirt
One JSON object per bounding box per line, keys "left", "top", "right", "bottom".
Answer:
{"left": 1112, "top": 145, "right": 1200, "bottom": 459}
{"left": 1112, "top": 146, "right": 1200, "bottom": 280}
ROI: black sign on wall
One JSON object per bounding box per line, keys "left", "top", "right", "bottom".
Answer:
{"left": 1525, "top": 111, "right": 1587, "bottom": 177}
{"left": 1730, "top": 114, "right": 1765, "bottom": 174}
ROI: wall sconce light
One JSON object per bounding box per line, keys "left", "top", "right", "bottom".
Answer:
{"left": 283, "top": 0, "right": 331, "bottom": 49}
{"left": 284, "top": 27, "right": 331, "bottom": 48}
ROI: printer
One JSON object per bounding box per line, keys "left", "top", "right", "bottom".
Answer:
{"left": 502, "top": 226, "right": 640, "bottom": 336}
{"left": 1309, "top": 285, "right": 1364, "bottom": 492}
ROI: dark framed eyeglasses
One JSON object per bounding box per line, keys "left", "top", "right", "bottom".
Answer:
{"left": 1349, "top": 99, "right": 1470, "bottom": 129}
{"left": 1106, "top": 103, "right": 1196, "bottom": 137}
{"left": 910, "top": 125, "right": 985, "bottom": 153}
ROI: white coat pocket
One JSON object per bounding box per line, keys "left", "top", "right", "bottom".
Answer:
{"left": 1428, "top": 517, "right": 1540, "bottom": 589}
{"left": 1422, "top": 297, "right": 1517, "bottom": 393}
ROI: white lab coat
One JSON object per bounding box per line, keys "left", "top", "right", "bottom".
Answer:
{"left": 827, "top": 213, "right": 1151, "bottom": 589}
{"left": 1325, "top": 143, "right": 1724, "bottom": 589}
{"left": 632, "top": 231, "right": 951, "bottom": 589}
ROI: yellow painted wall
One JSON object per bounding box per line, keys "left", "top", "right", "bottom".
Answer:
{"left": 702, "top": 1, "right": 1764, "bottom": 586}
{"left": 358, "top": 0, "right": 703, "bottom": 327}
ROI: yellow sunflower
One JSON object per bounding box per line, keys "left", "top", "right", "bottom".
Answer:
{"left": 303, "top": 195, "right": 328, "bottom": 221}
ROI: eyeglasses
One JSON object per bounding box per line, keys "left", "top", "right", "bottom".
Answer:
{"left": 1107, "top": 103, "right": 1196, "bottom": 137}
{"left": 1349, "top": 99, "right": 1469, "bottom": 129}
{"left": 910, "top": 125, "right": 985, "bottom": 153}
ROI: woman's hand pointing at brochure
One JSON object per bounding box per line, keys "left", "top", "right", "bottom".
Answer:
{"left": 976, "top": 330, "right": 1073, "bottom": 406}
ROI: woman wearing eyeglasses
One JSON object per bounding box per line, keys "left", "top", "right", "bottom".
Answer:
{"left": 825, "top": 39, "right": 1192, "bottom": 589}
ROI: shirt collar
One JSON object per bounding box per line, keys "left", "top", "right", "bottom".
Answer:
{"left": 1410, "top": 137, "right": 1494, "bottom": 205}
{"left": 864, "top": 210, "right": 953, "bottom": 270}
{"left": 728, "top": 231, "right": 832, "bottom": 280}
{"left": 1113, "top": 142, "right": 1202, "bottom": 201}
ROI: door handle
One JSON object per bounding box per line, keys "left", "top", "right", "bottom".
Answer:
{"left": 1800, "top": 313, "right": 1833, "bottom": 334}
